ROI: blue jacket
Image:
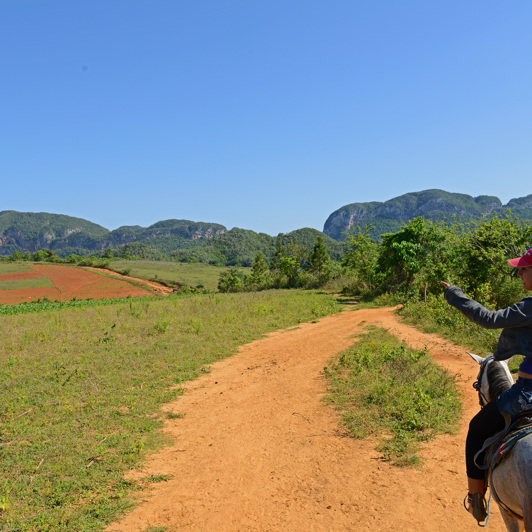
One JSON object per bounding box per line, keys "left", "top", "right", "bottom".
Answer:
{"left": 444, "top": 285, "right": 532, "bottom": 360}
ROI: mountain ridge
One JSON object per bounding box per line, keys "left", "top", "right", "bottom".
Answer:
{"left": 2, "top": 189, "right": 532, "bottom": 261}
{"left": 323, "top": 189, "right": 532, "bottom": 239}
{"left": 0, "top": 211, "right": 227, "bottom": 256}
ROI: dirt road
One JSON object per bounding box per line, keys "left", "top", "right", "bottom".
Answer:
{"left": 106, "top": 306, "right": 505, "bottom": 531}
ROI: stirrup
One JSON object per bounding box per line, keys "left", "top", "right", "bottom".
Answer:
{"left": 464, "top": 492, "right": 488, "bottom": 524}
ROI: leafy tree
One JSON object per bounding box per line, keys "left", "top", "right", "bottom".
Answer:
{"left": 250, "top": 251, "right": 270, "bottom": 286}
{"left": 285, "top": 240, "right": 308, "bottom": 268}
{"left": 270, "top": 235, "right": 286, "bottom": 271}
{"left": 31, "top": 249, "right": 57, "bottom": 262}
{"left": 342, "top": 226, "right": 379, "bottom": 285}
{"left": 217, "top": 268, "right": 248, "bottom": 293}
{"left": 65, "top": 254, "right": 83, "bottom": 264}
{"left": 377, "top": 217, "right": 451, "bottom": 297}
{"left": 308, "top": 236, "right": 331, "bottom": 282}
{"left": 279, "top": 256, "right": 302, "bottom": 288}
{"left": 453, "top": 214, "right": 532, "bottom": 307}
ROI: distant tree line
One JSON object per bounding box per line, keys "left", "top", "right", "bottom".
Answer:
{"left": 217, "top": 235, "right": 339, "bottom": 292}
{"left": 2, "top": 249, "right": 112, "bottom": 268}
{"left": 344, "top": 213, "right": 531, "bottom": 309}
{"left": 0, "top": 228, "right": 343, "bottom": 268}
{"left": 218, "top": 214, "right": 532, "bottom": 310}
{"left": 3, "top": 213, "right": 531, "bottom": 310}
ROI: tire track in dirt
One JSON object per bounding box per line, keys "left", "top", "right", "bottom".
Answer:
{"left": 106, "top": 307, "right": 504, "bottom": 532}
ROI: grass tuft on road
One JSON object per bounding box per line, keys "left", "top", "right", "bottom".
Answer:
{"left": 324, "top": 326, "right": 461, "bottom": 466}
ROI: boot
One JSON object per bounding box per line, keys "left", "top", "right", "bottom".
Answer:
{"left": 465, "top": 492, "right": 487, "bottom": 523}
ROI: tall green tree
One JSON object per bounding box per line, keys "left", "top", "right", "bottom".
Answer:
{"left": 308, "top": 236, "right": 331, "bottom": 282}
{"left": 270, "top": 235, "right": 286, "bottom": 272}
{"left": 342, "top": 226, "right": 379, "bottom": 286}
{"left": 279, "top": 256, "right": 302, "bottom": 288}
{"left": 377, "top": 217, "right": 452, "bottom": 297}
{"left": 453, "top": 214, "right": 532, "bottom": 307}
{"left": 284, "top": 240, "right": 308, "bottom": 268}
{"left": 250, "top": 251, "right": 270, "bottom": 286}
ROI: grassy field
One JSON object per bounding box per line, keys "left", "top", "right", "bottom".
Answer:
{"left": 0, "top": 290, "right": 339, "bottom": 531}
{"left": 0, "top": 278, "right": 53, "bottom": 291}
{"left": 0, "top": 263, "right": 33, "bottom": 275}
{"left": 108, "top": 260, "right": 249, "bottom": 292}
{"left": 0, "top": 295, "right": 164, "bottom": 316}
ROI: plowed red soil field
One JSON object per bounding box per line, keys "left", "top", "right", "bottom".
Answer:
{"left": 0, "top": 264, "right": 157, "bottom": 304}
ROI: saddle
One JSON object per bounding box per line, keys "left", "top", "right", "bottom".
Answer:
{"left": 481, "top": 412, "right": 532, "bottom": 520}
{"left": 490, "top": 413, "right": 532, "bottom": 470}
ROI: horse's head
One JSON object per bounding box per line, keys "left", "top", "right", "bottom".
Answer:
{"left": 468, "top": 352, "right": 514, "bottom": 407}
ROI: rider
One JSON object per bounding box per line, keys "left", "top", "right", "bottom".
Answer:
{"left": 441, "top": 248, "right": 532, "bottom": 524}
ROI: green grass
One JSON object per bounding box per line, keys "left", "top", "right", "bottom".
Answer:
{"left": 0, "top": 290, "right": 339, "bottom": 530}
{"left": 108, "top": 260, "right": 250, "bottom": 292}
{"left": 324, "top": 326, "right": 461, "bottom": 466}
{"left": 400, "top": 294, "right": 499, "bottom": 353}
{"left": 0, "top": 295, "right": 164, "bottom": 316}
{"left": 0, "top": 278, "right": 53, "bottom": 290}
{"left": 0, "top": 263, "right": 33, "bottom": 275}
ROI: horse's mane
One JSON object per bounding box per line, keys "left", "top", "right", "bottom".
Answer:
{"left": 487, "top": 361, "right": 512, "bottom": 400}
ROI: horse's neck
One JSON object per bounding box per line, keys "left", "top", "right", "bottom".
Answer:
{"left": 487, "top": 361, "right": 513, "bottom": 400}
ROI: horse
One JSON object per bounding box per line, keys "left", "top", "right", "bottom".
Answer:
{"left": 469, "top": 352, "right": 532, "bottom": 531}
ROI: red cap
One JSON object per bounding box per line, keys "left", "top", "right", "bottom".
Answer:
{"left": 508, "top": 249, "right": 532, "bottom": 268}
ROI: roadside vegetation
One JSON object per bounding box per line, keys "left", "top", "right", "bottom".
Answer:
{"left": 325, "top": 327, "right": 461, "bottom": 466}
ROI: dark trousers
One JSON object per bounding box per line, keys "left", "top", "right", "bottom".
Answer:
{"left": 466, "top": 400, "right": 506, "bottom": 480}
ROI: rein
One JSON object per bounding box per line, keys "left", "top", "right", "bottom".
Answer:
{"left": 472, "top": 378, "right": 490, "bottom": 408}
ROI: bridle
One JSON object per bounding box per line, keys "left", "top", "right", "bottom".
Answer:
{"left": 472, "top": 355, "right": 493, "bottom": 408}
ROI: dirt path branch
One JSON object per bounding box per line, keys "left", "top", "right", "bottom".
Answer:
{"left": 106, "top": 307, "right": 503, "bottom": 532}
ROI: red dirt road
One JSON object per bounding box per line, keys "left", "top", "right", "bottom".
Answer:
{"left": 0, "top": 265, "right": 155, "bottom": 304}
{"left": 106, "top": 306, "right": 506, "bottom": 532}
{"left": 86, "top": 268, "right": 174, "bottom": 296}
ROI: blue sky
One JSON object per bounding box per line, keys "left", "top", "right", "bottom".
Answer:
{"left": 1, "top": 1, "right": 531, "bottom": 235}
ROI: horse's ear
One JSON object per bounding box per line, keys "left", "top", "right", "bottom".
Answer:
{"left": 467, "top": 351, "right": 485, "bottom": 365}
